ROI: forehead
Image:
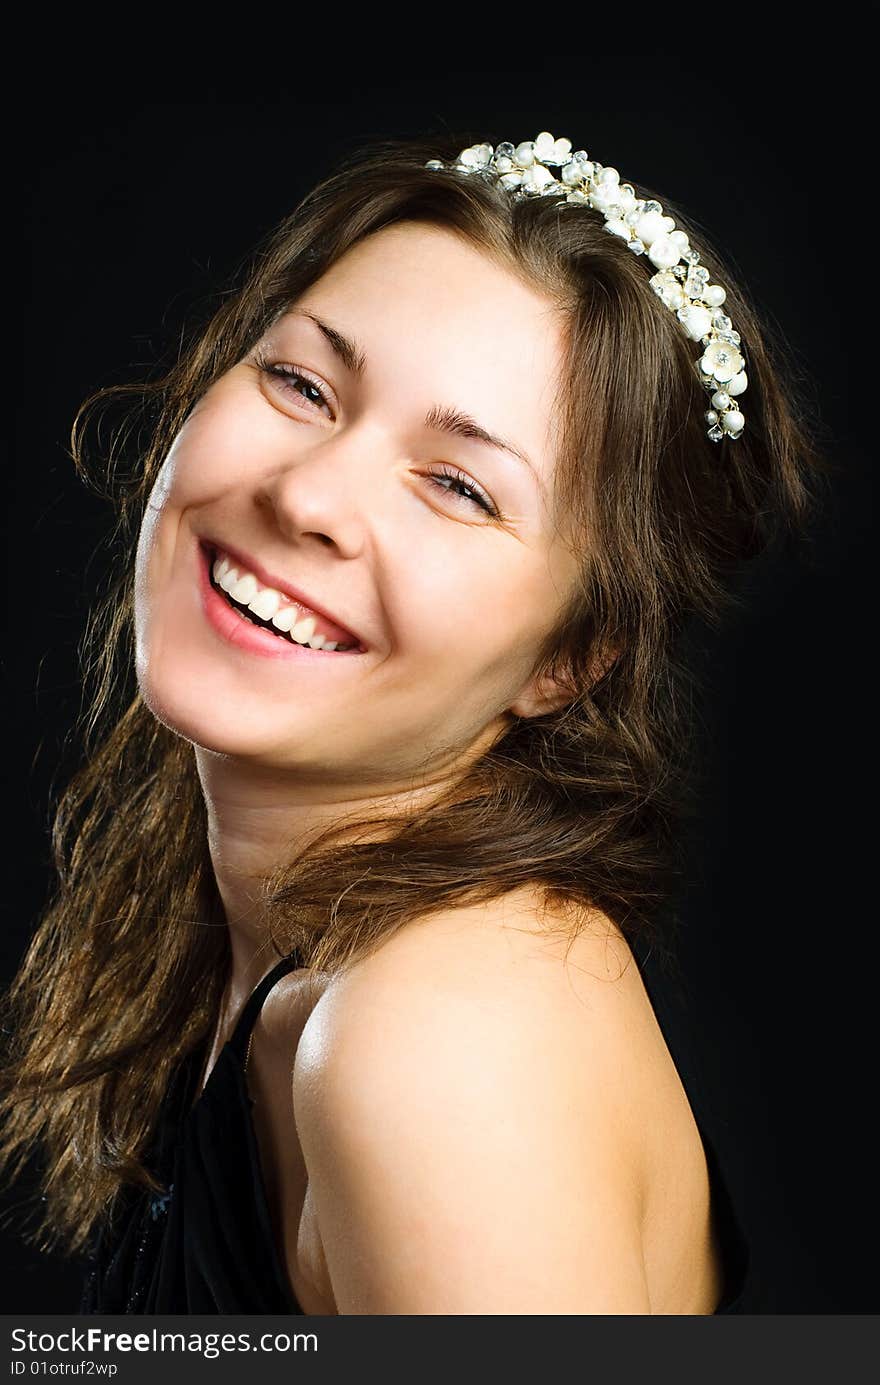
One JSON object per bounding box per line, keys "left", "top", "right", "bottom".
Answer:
{"left": 285, "top": 222, "right": 568, "bottom": 482}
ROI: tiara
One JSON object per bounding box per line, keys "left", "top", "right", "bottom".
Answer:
{"left": 425, "top": 133, "right": 747, "bottom": 443}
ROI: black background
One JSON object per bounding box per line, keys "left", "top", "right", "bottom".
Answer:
{"left": 5, "top": 37, "right": 875, "bottom": 1314}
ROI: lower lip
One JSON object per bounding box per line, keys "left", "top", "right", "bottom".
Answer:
{"left": 197, "top": 543, "right": 365, "bottom": 662}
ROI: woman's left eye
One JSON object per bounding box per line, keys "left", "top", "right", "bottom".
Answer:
{"left": 428, "top": 467, "right": 500, "bottom": 518}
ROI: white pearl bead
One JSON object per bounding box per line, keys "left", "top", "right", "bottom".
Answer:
{"left": 705, "top": 410, "right": 719, "bottom": 425}
{"left": 515, "top": 141, "right": 535, "bottom": 167}
{"left": 711, "top": 390, "right": 731, "bottom": 410}
{"left": 721, "top": 410, "right": 745, "bottom": 433}
{"left": 726, "top": 371, "right": 748, "bottom": 397}
{"left": 669, "top": 230, "right": 689, "bottom": 250}
{"left": 647, "top": 234, "right": 681, "bottom": 270}
{"left": 703, "top": 285, "right": 726, "bottom": 307}
{"left": 634, "top": 210, "right": 666, "bottom": 246}
{"left": 599, "top": 166, "right": 620, "bottom": 185}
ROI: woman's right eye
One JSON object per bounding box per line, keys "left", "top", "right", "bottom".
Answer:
{"left": 255, "top": 356, "right": 334, "bottom": 416}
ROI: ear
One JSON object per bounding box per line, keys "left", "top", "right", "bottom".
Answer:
{"left": 507, "top": 668, "right": 578, "bottom": 720}
{"left": 507, "top": 643, "right": 620, "bottom": 721}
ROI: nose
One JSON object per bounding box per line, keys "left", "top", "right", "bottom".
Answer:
{"left": 253, "top": 428, "right": 376, "bottom": 557}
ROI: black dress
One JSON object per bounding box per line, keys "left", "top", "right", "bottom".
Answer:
{"left": 79, "top": 942, "right": 752, "bottom": 1315}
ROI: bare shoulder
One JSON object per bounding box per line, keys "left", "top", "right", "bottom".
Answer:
{"left": 295, "top": 887, "right": 659, "bottom": 1112}
{"left": 291, "top": 889, "right": 681, "bottom": 1313}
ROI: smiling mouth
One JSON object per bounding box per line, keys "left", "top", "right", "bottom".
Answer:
{"left": 206, "top": 550, "right": 359, "bottom": 652}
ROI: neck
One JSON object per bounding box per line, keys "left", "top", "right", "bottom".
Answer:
{"left": 193, "top": 742, "right": 493, "bottom": 994}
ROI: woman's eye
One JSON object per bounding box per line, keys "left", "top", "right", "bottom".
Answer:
{"left": 429, "top": 468, "right": 500, "bottom": 518}
{"left": 257, "top": 359, "right": 333, "bottom": 416}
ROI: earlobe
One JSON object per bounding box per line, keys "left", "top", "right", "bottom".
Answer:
{"left": 508, "top": 670, "right": 578, "bottom": 720}
{"left": 508, "top": 643, "right": 620, "bottom": 721}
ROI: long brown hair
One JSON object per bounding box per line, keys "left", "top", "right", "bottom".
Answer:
{"left": 1, "top": 132, "right": 832, "bottom": 1256}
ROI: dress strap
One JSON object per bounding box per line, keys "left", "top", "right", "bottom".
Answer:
{"left": 227, "top": 951, "right": 303, "bottom": 1062}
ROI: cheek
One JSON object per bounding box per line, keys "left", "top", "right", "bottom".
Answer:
{"left": 147, "top": 388, "right": 277, "bottom": 512}
{"left": 392, "top": 550, "right": 553, "bottom": 685}
{"left": 133, "top": 400, "right": 271, "bottom": 608}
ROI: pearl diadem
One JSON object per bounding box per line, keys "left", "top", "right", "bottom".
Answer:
{"left": 425, "top": 133, "right": 748, "bottom": 443}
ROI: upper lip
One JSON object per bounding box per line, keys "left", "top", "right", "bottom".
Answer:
{"left": 201, "top": 538, "right": 366, "bottom": 648}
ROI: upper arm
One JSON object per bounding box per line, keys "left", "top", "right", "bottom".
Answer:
{"left": 292, "top": 913, "right": 651, "bottom": 1314}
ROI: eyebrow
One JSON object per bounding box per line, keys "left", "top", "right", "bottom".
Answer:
{"left": 296, "top": 310, "right": 536, "bottom": 477}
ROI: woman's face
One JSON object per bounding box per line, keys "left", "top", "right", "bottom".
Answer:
{"left": 134, "top": 221, "right": 580, "bottom": 788}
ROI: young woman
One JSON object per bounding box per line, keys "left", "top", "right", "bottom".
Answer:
{"left": 1, "top": 130, "right": 827, "bottom": 1314}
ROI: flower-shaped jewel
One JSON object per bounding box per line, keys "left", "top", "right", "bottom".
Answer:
{"left": 425, "top": 133, "right": 748, "bottom": 442}
{"left": 700, "top": 340, "right": 745, "bottom": 383}
{"left": 533, "top": 132, "right": 573, "bottom": 165}
{"left": 458, "top": 143, "right": 494, "bottom": 170}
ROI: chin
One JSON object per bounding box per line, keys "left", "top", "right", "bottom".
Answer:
{"left": 133, "top": 652, "right": 251, "bottom": 760}
{"left": 136, "top": 674, "right": 239, "bottom": 755}
{"left": 136, "top": 692, "right": 297, "bottom": 764}
{"left": 133, "top": 657, "right": 331, "bottom": 771}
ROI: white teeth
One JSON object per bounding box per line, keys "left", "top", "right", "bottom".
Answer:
{"left": 290, "top": 614, "right": 317, "bottom": 643}
{"left": 263, "top": 603, "right": 325, "bottom": 647}
{"left": 210, "top": 547, "right": 357, "bottom": 651}
{"left": 248, "top": 587, "right": 281, "bottom": 620}
{"left": 230, "top": 573, "right": 258, "bottom": 604}
{"left": 270, "top": 606, "right": 297, "bottom": 633}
